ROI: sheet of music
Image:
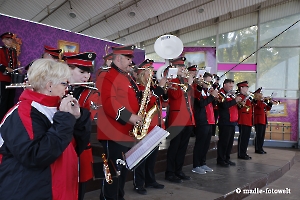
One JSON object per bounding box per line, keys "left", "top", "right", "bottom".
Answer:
{"left": 125, "top": 126, "right": 170, "bottom": 170}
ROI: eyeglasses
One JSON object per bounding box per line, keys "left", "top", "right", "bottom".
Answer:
{"left": 60, "top": 82, "right": 69, "bottom": 87}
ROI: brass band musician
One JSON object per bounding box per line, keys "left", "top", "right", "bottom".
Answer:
{"left": 253, "top": 87, "right": 273, "bottom": 154}
{"left": 217, "top": 79, "right": 242, "bottom": 167}
{"left": 192, "top": 72, "right": 218, "bottom": 174}
{"left": 165, "top": 57, "right": 195, "bottom": 183}
{"left": 63, "top": 52, "right": 98, "bottom": 200}
{"left": 132, "top": 59, "right": 167, "bottom": 195}
{"left": 96, "top": 45, "right": 142, "bottom": 200}
{"left": 0, "top": 32, "right": 18, "bottom": 121}
{"left": 236, "top": 81, "right": 253, "bottom": 160}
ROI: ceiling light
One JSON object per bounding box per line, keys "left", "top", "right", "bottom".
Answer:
{"left": 128, "top": 11, "right": 136, "bottom": 18}
{"left": 198, "top": 8, "right": 204, "bottom": 13}
{"left": 69, "top": 12, "right": 77, "bottom": 18}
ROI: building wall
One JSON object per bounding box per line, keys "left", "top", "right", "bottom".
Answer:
{"left": 0, "top": 14, "right": 145, "bottom": 81}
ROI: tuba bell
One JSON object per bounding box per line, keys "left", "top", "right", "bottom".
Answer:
{"left": 154, "top": 35, "right": 184, "bottom": 80}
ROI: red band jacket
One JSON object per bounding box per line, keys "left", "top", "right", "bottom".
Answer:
{"left": 217, "top": 88, "right": 239, "bottom": 125}
{"left": 73, "top": 86, "right": 100, "bottom": 182}
{"left": 253, "top": 99, "right": 272, "bottom": 125}
{"left": 96, "top": 62, "right": 140, "bottom": 141}
{"left": 0, "top": 46, "right": 18, "bottom": 82}
{"left": 0, "top": 89, "right": 91, "bottom": 200}
{"left": 194, "top": 86, "right": 215, "bottom": 125}
{"left": 237, "top": 93, "right": 253, "bottom": 126}
{"left": 166, "top": 77, "right": 195, "bottom": 127}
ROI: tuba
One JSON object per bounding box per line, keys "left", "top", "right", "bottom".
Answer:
{"left": 129, "top": 67, "right": 157, "bottom": 140}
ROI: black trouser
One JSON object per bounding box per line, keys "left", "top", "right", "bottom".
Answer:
{"left": 238, "top": 125, "right": 252, "bottom": 157}
{"left": 78, "top": 182, "right": 87, "bottom": 200}
{"left": 100, "top": 140, "right": 132, "bottom": 200}
{"left": 211, "top": 109, "right": 219, "bottom": 136}
{"left": 217, "top": 125, "right": 235, "bottom": 163}
{"left": 255, "top": 124, "right": 266, "bottom": 152}
{"left": 0, "top": 81, "right": 15, "bottom": 121}
{"left": 193, "top": 124, "right": 212, "bottom": 168}
{"left": 133, "top": 146, "right": 159, "bottom": 187}
{"left": 165, "top": 126, "right": 193, "bottom": 176}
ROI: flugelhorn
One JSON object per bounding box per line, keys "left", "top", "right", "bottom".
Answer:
{"left": 102, "top": 153, "right": 113, "bottom": 184}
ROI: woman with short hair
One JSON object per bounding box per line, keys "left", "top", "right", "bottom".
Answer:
{"left": 0, "top": 58, "right": 91, "bottom": 200}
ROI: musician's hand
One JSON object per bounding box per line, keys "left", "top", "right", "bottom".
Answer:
{"left": 6, "top": 67, "right": 13, "bottom": 73}
{"left": 235, "top": 96, "right": 242, "bottom": 103}
{"left": 129, "top": 114, "right": 142, "bottom": 126}
{"left": 158, "top": 76, "right": 167, "bottom": 88}
{"left": 60, "top": 95, "right": 81, "bottom": 119}
{"left": 210, "top": 89, "right": 218, "bottom": 98}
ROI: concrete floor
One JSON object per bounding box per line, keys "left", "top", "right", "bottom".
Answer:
{"left": 84, "top": 146, "right": 299, "bottom": 200}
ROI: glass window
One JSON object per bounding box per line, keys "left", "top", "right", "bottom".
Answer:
{"left": 146, "top": 52, "right": 164, "bottom": 62}
{"left": 185, "top": 36, "right": 216, "bottom": 47}
{"left": 261, "top": 13, "right": 300, "bottom": 47}
{"left": 257, "top": 48, "right": 300, "bottom": 98}
{"left": 217, "top": 72, "right": 256, "bottom": 92}
{"left": 217, "top": 26, "right": 257, "bottom": 63}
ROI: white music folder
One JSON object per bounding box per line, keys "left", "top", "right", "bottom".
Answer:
{"left": 124, "top": 126, "right": 170, "bottom": 170}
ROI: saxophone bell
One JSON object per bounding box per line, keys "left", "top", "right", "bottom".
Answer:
{"left": 102, "top": 153, "right": 113, "bottom": 184}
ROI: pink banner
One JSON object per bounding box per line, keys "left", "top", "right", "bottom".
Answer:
{"left": 218, "top": 63, "right": 257, "bottom": 72}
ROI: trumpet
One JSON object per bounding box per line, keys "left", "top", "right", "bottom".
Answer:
{"left": 254, "top": 91, "right": 280, "bottom": 105}
{"left": 218, "top": 90, "right": 236, "bottom": 102}
{"left": 102, "top": 153, "right": 113, "bottom": 184}
{"left": 236, "top": 92, "right": 254, "bottom": 111}
{"left": 166, "top": 82, "right": 188, "bottom": 92}
{"left": 263, "top": 97, "right": 280, "bottom": 105}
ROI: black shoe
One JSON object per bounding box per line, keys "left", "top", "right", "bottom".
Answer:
{"left": 217, "top": 162, "right": 230, "bottom": 167}
{"left": 134, "top": 186, "right": 147, "bottom": 195}
{"left": 145, "top": 182, "right": 165, "bottom": 189}
{"left": 262, "top": 149, "right": 267, "bottom": 154}
{"left": 175, "top": 172, "right": 191, "bottom": 180}
{"left": 165, "top": 175, "right": 182, "bottom": 183}
{"left": 246, "top": 154, "right": 252, "bottom": 159}
{"left": 255, "top": 150, "right": 264, "bottom": 154}
{"left": 238, "top": 155, "right": 251, "bottom": 160}
{"left": 225, "top": 160, "right": 236, "bottom": 166}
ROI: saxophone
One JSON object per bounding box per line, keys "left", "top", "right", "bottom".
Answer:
{"left": 129, "top": 68, "right": 158, "bottom": 140}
